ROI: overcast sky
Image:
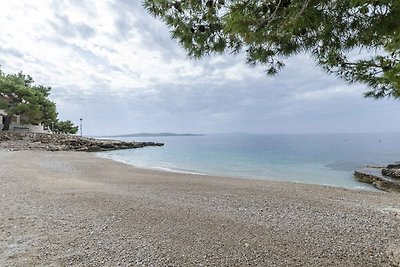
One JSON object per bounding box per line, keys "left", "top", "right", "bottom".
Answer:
{"left": 0, "top": 0, "right": 399, "bottom": 135}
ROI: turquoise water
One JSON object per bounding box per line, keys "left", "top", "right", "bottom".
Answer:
{"left": 96, "top": 133, "right": 400, "bottom": 190}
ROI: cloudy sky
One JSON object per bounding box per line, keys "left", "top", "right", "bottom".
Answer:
{"left": 1, "top": 0, "right": 399, "bottom": 135}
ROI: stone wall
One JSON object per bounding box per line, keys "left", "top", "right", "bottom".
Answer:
{"left": 7, "top": 124, "right": 50, "bottom": 134}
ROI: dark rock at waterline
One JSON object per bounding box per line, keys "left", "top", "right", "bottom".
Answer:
{"left": 354, "top": 163, "right": 400, "bottom": 192}
{"left": 382, "top": 165, "right": 400, "bottom": 180}
{"left": 0, "top": 132, "right": 163, "bottom": 152}
{"left": 387, "top": 163, "right": 400, "bottom": 169}
{"left": 354, "top": 169, "right": 400, "bottom": 193}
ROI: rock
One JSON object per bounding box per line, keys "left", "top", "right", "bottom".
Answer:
{"left": 354, "top": 168, "right": 400, "bottom": 192}
{"left": 387, "top": 164, "right": 400, "bottom": 169}
{"left": 381, "top": 163, "right": 400, "bottom": 179}
{"left": 382, "top": 168, "right": 400, "bottom": 179}
{"left": 366, "top": 165, "right": 385, "bottom": 169}
{"left": 0, "top": 132, "right": 164, "bottom": 152}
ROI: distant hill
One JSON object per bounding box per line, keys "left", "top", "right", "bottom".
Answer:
{"left": 105, "top": 133, "right": 205, "bottom": 138}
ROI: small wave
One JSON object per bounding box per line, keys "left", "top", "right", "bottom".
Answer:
{"left": 147, "top": 166, "right": 208, "bottom": 176}
{"left": 96, "top": 154, "right": 207, "bottom": 176}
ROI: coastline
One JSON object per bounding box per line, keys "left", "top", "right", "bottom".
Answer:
{"left": 95, "top": 153, "right": 209, "bottom": 177}
{"left": 95, "top": 152, "right": 379, "bottom": 192}
{"left": 0, "top": 132, "right": 163, "bottom": 152}
{"left": 1, "top": 150, "right": 400, "bottom": 266}
{"left": 97, "top": 133, "right": 400, "bottom": 192}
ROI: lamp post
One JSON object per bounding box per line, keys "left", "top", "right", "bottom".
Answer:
{"left": 80, "top": 118, "right": 83, "bottom": 137}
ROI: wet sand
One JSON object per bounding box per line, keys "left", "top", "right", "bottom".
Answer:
{"left": 1, "top": 151, "right": 400, "bottom": 266}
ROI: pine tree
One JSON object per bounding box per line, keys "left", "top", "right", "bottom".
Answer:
{"left": 144, "top": 0, "right": 400, "bottom": 98}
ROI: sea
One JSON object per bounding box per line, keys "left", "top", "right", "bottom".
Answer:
{"left": 96, "top": 133, "right": 400, "bottom": 191}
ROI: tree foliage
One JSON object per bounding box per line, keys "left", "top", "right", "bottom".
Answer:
{"left": 144, "top": 0, "right": 400, "bottom": 98}
{"left": 54, "top": 120, "right": 79, "bottom": 134}
{"left": 0, "top": 70, "right": 44, "bottom": 128}
{"left": 0, "top": 69, "right": 77, "bottom": 133}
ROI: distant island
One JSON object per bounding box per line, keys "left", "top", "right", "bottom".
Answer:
{"left": 103, "top": 133, "right": 205, "bottom": 138}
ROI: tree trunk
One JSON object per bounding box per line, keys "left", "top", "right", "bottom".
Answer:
{"left": 2, "top": 115, "right": 12, "bottom": 131}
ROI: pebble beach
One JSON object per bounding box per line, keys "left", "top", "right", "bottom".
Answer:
{"left": 1, "top": 150, "right": 400, "bottom": 266}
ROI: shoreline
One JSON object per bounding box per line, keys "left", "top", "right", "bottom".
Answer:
{"left": 95, "top": 152, "right": 379, "bottom": 192}
{"left": 1, "top": 131, "right": 394, "bottom": 191}
{"left": 1, "top": 150, "right": 400, "bottom": 266}
{"left": 95, "top": 153, "right": 209, "bottom": 177}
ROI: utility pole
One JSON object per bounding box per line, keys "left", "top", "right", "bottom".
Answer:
{"left": 80, "top": 118, "right": 83, "bottom": 137}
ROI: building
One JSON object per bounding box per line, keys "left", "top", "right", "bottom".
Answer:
{"left": 0, "top": 109, "right": 50, "bottom": 133}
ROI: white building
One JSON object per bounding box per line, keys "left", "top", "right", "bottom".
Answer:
{"left": 0, "top": 109, "right": 50, "bottom": 133}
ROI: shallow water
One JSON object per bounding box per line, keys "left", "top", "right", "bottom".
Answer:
{"left": 96, "top": 133, "right": 400, "bottom": 191}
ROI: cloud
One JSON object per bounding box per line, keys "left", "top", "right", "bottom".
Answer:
{"left": 0, "top": 47, "right": 24, "bottom": 58}
{"left": 293, "top": 85, "right": 363, "bottom": 101}
{"left": 51, "top": 15, "right": 96, "bottom": 39}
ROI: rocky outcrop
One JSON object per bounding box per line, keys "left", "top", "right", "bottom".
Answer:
{"left": 354, "top": 164, "right": 400, "bottom": 193}
{"left": 382, "top": 164, "right": 400, "bottom": 179}
{"left": 0, "top": 132, "right": 163, "bottom": 152}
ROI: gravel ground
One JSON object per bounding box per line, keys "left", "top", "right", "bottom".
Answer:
{"left": 0, "top": 151, "right": 400, "bottom": 266}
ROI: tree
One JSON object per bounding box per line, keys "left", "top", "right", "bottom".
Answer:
{"left": 143, "top": 0, "right": 400, "bottom": 98}
{"left": 54, "top": 120, "right": 79, "bottom": 134}
{"left": 34, "top": 85, "right": 58, "bottom": 129}
{"left": 0, "top": 70, "right": 43, "bottom": 130}
{"left": 0, "top": 69, "right": 72, "bottom": 132}
{"left": 12, "top": 71, "right": 58, "bottom": 129}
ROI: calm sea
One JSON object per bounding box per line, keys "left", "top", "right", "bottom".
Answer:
{"left": 96, "top": 133, "right": 400, "bottom": 191}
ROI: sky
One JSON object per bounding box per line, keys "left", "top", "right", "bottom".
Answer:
{"left": 0, "top": 0, "right": 399, "bottom": 136}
